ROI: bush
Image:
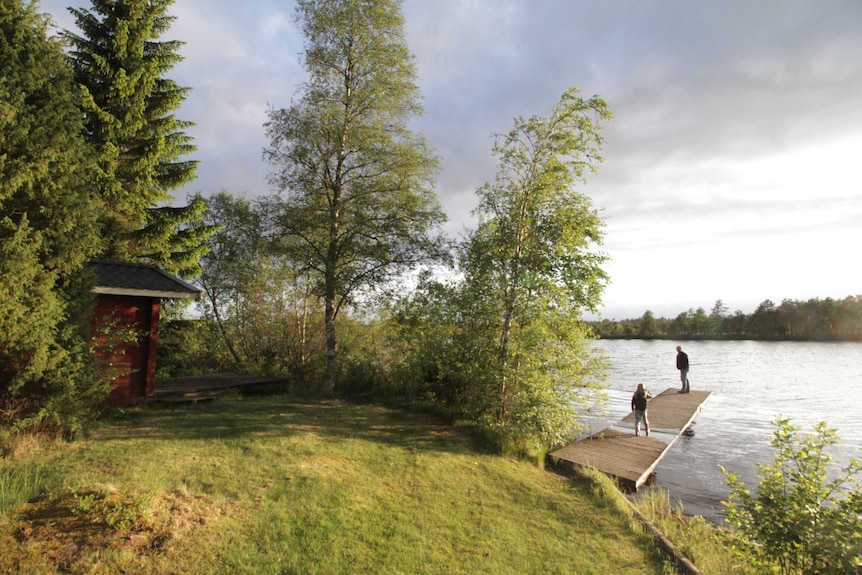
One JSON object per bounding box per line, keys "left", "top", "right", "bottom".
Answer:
{"left": 156, "top": 319, "right": 236, "bottom": 378}
{"left": 722, "top": 417, "right": 862, "bottom": 574}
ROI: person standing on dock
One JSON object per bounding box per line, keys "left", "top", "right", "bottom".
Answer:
{"left": 631, "top": 383, "right": 652, "bottom": 436}
{"left": 676, "top": 345, "right": 690, "bottom": 393}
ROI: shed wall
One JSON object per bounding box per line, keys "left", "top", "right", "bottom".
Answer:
{"left": 92, "top": 294, "right": 160, "bottom": 406}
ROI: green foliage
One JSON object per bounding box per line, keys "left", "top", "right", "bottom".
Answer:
{"left": 722, "top": 417, "right": 862, "bottom": 574}
{"left": 0, "top": 1, "right": 108, "bottom": 441}
{"left": 388, "top": 90, "right": 614, "bottom": 454}
{"left": 196, "top": 192, "right": 265, "bottom": 363}
{"left": 633, "top": 486, "right": 758, "bottom": 574}
{"left": 69, "top": 486, "right": 150, "bottom": 531}
{"left": 640, "top": 310, "right": 657, "bottom": 337}
{"left": 337, "top": 316, "right": 396, "bottom": 399}
{"left": 0, "top": 462, "right": 54, "bottom": 516}
{"left": 193, "top": 193, "right": 325, "bottom": 381}
{"left": 709, "top": 299, "right": 730, "bottom": 338}
{"left": 0, "top": 218, "right": 64, "bottom": 395}
{"left": 155, "top": 319, "right": 235, "bottom": 378}
{"left": 0, "top": 2, "right": 102, "bottom": 276}
{"left": 135, "top": 194, "right": 216, "bottom": 277}
{"left": 388, "top": 273, "right": 474, "bottom": 409}
{"left": 449, "top": 87, "right": 611, "bottom": 453}
{"left": 263, "top": 0, "right": 448, "bottom": 394}
{"left": 64, "top": 0, "right": 214, "bottom": 275}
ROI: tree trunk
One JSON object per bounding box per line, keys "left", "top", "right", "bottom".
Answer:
{"left": 497, "top": 204, "right": 527, "bottom": 421}
{"left": 323, "top": 181, "right": 341, "bottom": 395}
{"left": 208, "top": 290, "right": 242, "bottom": 365}
{"left": 322, "top": 225, "right": 339, "bottom": 394}
{"left": 323, "top": 293, "right": 338, "bottom": 395}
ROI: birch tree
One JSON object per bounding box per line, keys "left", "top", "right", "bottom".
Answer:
{"left": 461, "top": 87, "right": 612, "bottom": 450}
{"left": 264, "top": 0, "right": 446, "bottom": 394}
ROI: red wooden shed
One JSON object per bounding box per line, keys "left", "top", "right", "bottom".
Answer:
{"left": 90, "top": 260, "right": 200, "bottom": 406}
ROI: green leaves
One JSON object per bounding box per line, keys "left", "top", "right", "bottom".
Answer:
{"left": 722, "top": 417, "right": 862, "bottom": 574}
{"left": 472, "top": 87, "right": 611, "bottom": 318}
{"left": 453, "top": 88, "right": 611, "bottom": 451}
{"left": 385, "top": 88, "right": 614, "bottom": 455}
{"left": 264, "top": 0, "right": 446, "bottom": 393}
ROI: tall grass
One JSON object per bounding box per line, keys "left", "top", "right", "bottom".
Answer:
{"left": 632, "top": 486, "right": 758, "bottom": 575}
{"left": 0, "top": 461, "right": 60, "bottom": 516}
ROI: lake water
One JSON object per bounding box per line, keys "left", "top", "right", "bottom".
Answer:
{"left": 588, "top": 339, "right": 862, "bottom": 522}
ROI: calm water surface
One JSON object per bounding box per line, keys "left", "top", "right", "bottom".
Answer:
{"left": 590, "top": 340, "right": 862, "bottom": 521}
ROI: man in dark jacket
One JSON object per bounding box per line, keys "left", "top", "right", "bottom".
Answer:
{"left": 676, "top": 346, "right": 690, "bottom": 393}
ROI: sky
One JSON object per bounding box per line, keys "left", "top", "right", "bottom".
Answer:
{"left": 38, "top": 0, "right": 862, "bottom": 320}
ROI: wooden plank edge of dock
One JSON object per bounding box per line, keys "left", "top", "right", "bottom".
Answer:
{"left": 634, "top": 434, "right": 681, "bottom": 490}
{"left": 632, "top": 391, "right": 712, "bottom": 490}
{"left": 148, "top": 375, "right": 290, "bottom": 404}
{"left": 552, "top": 389, "right": 713, "bottom": 491}
{"left": 676, "top": 391, "right": 712, "bottom": 433}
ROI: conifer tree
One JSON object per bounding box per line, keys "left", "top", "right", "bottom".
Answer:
{"left": 64, "top": 0, "right": 212, "bottom": 276}
{"left": 0, "top": 0, "right": 107, "bottom": 437}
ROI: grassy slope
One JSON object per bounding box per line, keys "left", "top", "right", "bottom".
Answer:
{"left": 0, "top": 395, "right": 669, "bottom": 574}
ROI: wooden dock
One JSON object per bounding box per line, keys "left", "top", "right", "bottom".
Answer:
{"left": 151, "top": 373, "right": 289, "bottom": 403}
{"left": 551, "top": 388, "right": 711, "bottom": 491}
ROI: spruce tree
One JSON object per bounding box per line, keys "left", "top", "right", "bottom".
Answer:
{"left": 0, "top": 0, "right": 107, "bottom": 438}
{"left": 64, "top": 0, "right": 212, "bottom": 276}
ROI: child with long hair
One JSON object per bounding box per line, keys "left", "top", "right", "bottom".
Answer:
{"left": 631, "top": 383, "right": 653, "bottom": 436}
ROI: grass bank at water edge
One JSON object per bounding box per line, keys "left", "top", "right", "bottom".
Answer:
{"left": 1, "top": 394, "right": 687, "bottom": 574}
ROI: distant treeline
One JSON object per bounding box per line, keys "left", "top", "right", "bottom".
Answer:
{"left": 589, "top": 296, "right": 862, "bottom": 341}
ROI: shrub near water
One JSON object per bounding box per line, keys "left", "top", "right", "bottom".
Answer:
{"left": 1, "top": 395, "right": 668, "bottom": 574}
{"left": 722, "top": 417, "right": 862, "bottom": 574}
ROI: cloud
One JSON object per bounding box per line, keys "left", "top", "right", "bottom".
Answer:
{"left": 33, "top": 0, "right": 862, "bottom": 316}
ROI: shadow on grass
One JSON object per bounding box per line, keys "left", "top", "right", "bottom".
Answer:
{"left": 95, "top": 394, "right": 482, "bottom": 456}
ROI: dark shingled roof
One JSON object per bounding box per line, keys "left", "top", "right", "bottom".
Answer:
{"left": 90, "top": 260, "right": 200, "bottom": 299}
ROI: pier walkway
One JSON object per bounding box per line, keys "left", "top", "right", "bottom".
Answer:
{"left": 151, "top": 373, "right": 289, "bottom": 403}
{"left": 551, "top": 388, "right": 712, "bottom": 491}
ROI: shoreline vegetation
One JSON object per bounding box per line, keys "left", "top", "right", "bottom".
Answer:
{"left": 589, "top": 296, "right": 862, "bottom": 342}
{"left": 0, "top": 394, "right": 751, "bottom": 574}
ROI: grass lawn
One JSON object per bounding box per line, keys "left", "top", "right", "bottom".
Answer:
{"left": 0, "top": 394, "right": 671, "bottom": 574}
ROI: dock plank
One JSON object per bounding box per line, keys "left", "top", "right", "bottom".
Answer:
{"left": 151, "top": 373, "right": 288, "bottom": 403}
{"left": 551, "top": 388, "right": 711, "bottom": 490}
{"left": 618, "top": 389, "right": 711, "bottom": 431}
